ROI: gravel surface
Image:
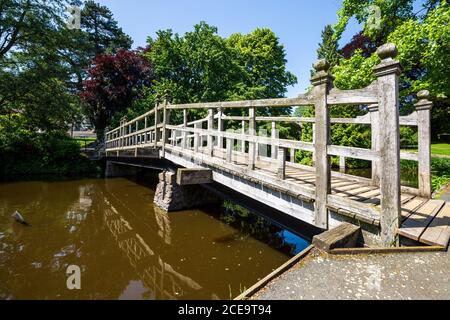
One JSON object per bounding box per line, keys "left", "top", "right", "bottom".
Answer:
{"left": 253, "top": 248, "right": 450, "bottom": 300}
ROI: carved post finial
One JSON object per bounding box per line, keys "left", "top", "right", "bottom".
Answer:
{"left": 373, "top": 43, "right": 402, "bottom": 77}
{"left": 376, "top": 43, "right": 398, "bottom": 61}
{"left": 417, "top": 90, "right": 430, "bottom": 100}
{"left": 313, "top": 59, "right": 330, "bottom": 72}
{"left": 311, "top": 58, "right": 333, "bottom": 86}
{"left": 415, "top": 90, "right": 433, "bottom": 111}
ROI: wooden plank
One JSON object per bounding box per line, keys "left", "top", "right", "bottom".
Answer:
{"left": 348, "top": 188, "right": 380, "bottom": 201}
{"left": 327, "top": 83, "right": 378, "bottom": 105}
{"left": 419, "top": 204, "right": 450, "bottom": 247}
{"left": 327, "top": 145, "right": 379, "bottom": 162}
{"left": 330, "top": 246, "right": 445, "bottom": 255}
{"left": 333, "top": 183, "right": 364, "bottom": 194}
{"left": 288, "top": 175, "right": 317, "bottom": 182}
{"left": 399, "top": 200, "right": 445, "bottom": 241}
{"left": 331, "top": 181, "right": 355, "bottom": 188}
{"left": 333, "top": 186, "right": 374, "bottom": 198}
{"left": 327, "top": 194, "right": 379, "bottom": 221}
{"left": 400, "top": 152, "right": 419, "bottom": 161}
{"left": 363, "top": 192, "right": 416, "bottom": 206}
{"left": 400, "top": 197, "right": 426, "bottom": 220}
{"left": 167, "top": 96, "right": 313, "bottom": 110}
{"left": 312, "top": 223, "right": 361, "bottom": 252}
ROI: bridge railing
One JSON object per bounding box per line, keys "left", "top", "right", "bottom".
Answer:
{"left": 105, "top": 43, "right": 433, "bottom": 246}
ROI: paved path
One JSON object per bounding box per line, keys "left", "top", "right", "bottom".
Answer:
{"left": 252, "top": 248, "right": 450, "bottom": 300}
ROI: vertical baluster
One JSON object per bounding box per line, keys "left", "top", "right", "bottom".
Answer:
{"left": 339, "top": 156, "right": 346, "bottom": 173}
{"left": 194, "top": 122, "right": 200, "bottom": 153}
{"left": 271, "top": 121, "right": 278, "bottom": 159}
{"left": 226, "top": 137, "right": 233, "bottom": 163}
{"left": 217, "top": 107, "right": 224, "bottom": 149}
{"left": 207, "top": 108, "right": 214, "bottom": 157}
{"left": 368, "top": 104, "right": 380, "bottom": 185}
{"left": 277, "top": 147, "right": 286, "bottom": 179}
{"left": 241, "top": 120, "right": 246, "bottom": 154}
{"left": 154, "top": 103, "right": 159, "bottom": 148}
{"left": 182, "top": 109, "right": 188, "bottom": 149}
{"left": 248, "top": 107, "right": 256, "bottom": 170}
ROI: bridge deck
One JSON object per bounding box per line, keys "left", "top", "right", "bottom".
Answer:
{"left": 164, "top": 145, "right": 450, "bottom": 248}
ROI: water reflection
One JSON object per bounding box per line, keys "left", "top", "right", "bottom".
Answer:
{"left": 0, "top": 177, "right": 308, "bottom": 300}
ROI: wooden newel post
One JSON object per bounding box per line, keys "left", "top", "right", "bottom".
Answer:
{"left": 182, "top": 109, "right": 188, "bottom": 149}
{"left": 415, "top": 90, "right": 433, "bottom": 198}
{"left": 368, "top": 104, "right": 381, "bottom": 186}
{"left": 373, "top": 43, "right": 402, "bottom": 247}
{"left": 154, "top": 102, "right": 159, "bottom": 148}
{"left": 161, "top": 91, "right": 171, "bottom": 157}
{"left": 226, "top": 137, "right": 233, "bottom": 163}
{"left": 311, "top": 59, "right": 332, "bottom": 230}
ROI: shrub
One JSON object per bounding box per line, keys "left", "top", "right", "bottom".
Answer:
{"left": 0, "top": 114, "right": 100, "bottom": 176}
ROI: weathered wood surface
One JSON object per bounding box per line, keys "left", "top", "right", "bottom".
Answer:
{"left": 419, "top": 204, "right": 450, "bottom": 247}
{"left": 399, "top": 199, "right": 448, "bottom": 246}
{"left": 312, "top": 223, "right": 361, "bottom": 252}
{"left": 373, "top": 43, "right": 402, "bottom": 246}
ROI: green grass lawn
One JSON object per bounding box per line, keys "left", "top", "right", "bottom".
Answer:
{"left": 431, "top": 143, "right": 450, "bottom": 156}
{"left": 402, "top": 143, "right": 450, "bottom": 157}
{"left": 73, "top": 138, "right": 96, "bottom": 148}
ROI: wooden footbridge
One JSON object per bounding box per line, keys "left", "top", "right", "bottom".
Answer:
{"left": 105, "top": 44, "right": 450, "bottom": 248}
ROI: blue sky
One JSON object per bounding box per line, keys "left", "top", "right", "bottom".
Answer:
{"left": 95, "top": 0, "right": 363, "bottom": 97}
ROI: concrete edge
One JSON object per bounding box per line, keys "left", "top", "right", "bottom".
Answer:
{"left": 233, "top": 245, "right": 315, "bottom": 301}
{"left": 329, "top": 246, "right": 447, "bottom": 255}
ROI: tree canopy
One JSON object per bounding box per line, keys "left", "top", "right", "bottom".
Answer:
{"left": 0, "top": 0, "right": 133, "bottom": 132}
{"left": 80, "top": 49, "right": 153, "bottom": 141}
{"left": 145, "top": 22, "right": 297, "bottom": 118}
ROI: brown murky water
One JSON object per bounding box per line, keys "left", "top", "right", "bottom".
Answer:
{"left": 0, "top": 178, "right": 308, "bottom": 300}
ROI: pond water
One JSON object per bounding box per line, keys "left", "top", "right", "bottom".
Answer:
{"left": 0, "top": 177, "right": 309, "bottom": 300}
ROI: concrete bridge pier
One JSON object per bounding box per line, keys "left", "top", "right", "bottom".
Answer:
{"left": 105, "top": 161, "right": 139, "bottom": 178}
{"left": 153, "top": 170, "right": 220, "bottom": 212}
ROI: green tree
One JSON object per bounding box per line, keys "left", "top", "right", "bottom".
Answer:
{"left": 143, "top": 22, "right": 297, "bottom": 125}
{"left": 0, "top": 0, "right": 133, "bottom": 132}
{"left": 316, "top": 25, "right": 341, "bottom": 70}
{"left": 81, "top": 0, "right": 132, "bottom": 56}
{"left": 331, "top": 0, "right": 450, "bottom": 139}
